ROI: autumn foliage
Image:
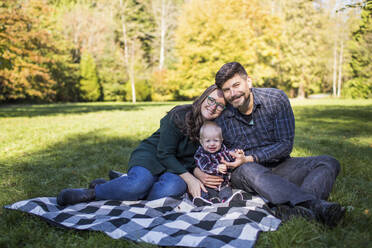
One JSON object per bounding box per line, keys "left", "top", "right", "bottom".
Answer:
{"left": 0, "top": 0, "right": 370, "bottom": 103}
{"left": 0, "top": 0, "right": 58, "bottom": 102}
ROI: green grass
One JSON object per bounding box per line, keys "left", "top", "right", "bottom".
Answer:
{"left": 1, "top": 99, "right": 371, "bottom": 247}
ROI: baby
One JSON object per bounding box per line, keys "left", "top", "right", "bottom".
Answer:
{"left": 194, "top": 121, "right": 244, "bottom": 205}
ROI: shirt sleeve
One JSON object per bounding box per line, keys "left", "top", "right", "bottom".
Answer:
{"left": 194, "top": 148, "right": 220, "bottom": 175}
{"left": 219, "top": 144, "right": 235, "bottom": 162}
{"left": 156, "top": 114, "right": 188, "bottom": 174}
{"left": 253, "top": 91, "right": 295, "bottom": 163}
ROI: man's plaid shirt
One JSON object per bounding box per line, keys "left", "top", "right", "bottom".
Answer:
{"left": 216, "top": 88, "right": 295, "bottom": 166}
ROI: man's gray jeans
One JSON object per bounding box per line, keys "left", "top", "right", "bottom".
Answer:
{"left": 230, "top": 155, "right": 340, "bottom": 206}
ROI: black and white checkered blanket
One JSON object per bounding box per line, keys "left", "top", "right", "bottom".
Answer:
{"left": 5, "top": 190, "right": 280, "bottom": 248}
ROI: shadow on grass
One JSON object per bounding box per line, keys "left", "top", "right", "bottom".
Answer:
{"left": 0, "top": 102, "right": 173, "bottom": 118}
{"left": 293, "top": 104, "right": 372, "bottom": 144}
{"left": 0, "top": 129, "right": 142, "bottom": 206}
{"left": 292, "top": 104, "right": 372, "bottom": 207}
{"left": 0, "top": 129, "right": 162, "bottom": 247}
{"left": 294, "top": 104, "right": 371, "bottom": 161}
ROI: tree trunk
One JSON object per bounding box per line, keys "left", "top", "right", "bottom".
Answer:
{"left": 337, "top": 40, "right": 344, "bottom": 97}
{"left": 130, "top": 46, "right": 136, "bottom": 103}
{"left": 298, "top": 69, "right": 306, "bottom": 99}
{"left": 333, "top": 40, "right": 338, "bottom": 97}
{"left": 297, "top": 82, "right": 305, "bottom": 99}
{"left": 159, "top": 0, "right": 165, "bottom": 69}
{"left": 120, "top": 0, "right": 136, "bottom": 103}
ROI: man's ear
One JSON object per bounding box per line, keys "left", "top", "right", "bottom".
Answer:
{"left": 247, "top": 77, "right": 252, "bottom": 88}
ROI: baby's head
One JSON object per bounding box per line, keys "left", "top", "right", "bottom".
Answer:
{"left": 199, "top": 121, "right": 223, "bottom": 153}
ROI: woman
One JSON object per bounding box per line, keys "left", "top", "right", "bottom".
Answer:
{"left": 57, "top": 85, "right": 226, "bottom": 205}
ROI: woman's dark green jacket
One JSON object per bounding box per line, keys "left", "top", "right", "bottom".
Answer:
{"left": 128, "top": 106, "right": 199, "bottom": 176}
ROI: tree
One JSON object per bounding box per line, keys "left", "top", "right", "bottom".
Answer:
{"left": 327, "top": 0, "right": 360, "bottom": 98}
{"left": 105, "top": 0, "right": 155, "bottom": 103}
{"left": 275, "top": 0, "right": 332, "bottom": 98}
{"left": 151, "top": 0, "right": 181, "bottom": 70}
{"left": 344, "top": 0, "right": 372, "bottom": 98}
{"left": 150, "top": 0, "right": 182, "bottom": 101}
{"left": 0, "top": 0, "right": 59, "bottom": 102}
{"left": 79, "top": 51, "right": 100, "bottom": 101}
{"left": 171, "top": 0, "right": 280, "bottom": 99}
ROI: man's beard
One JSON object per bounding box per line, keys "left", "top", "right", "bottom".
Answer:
{"left": 231, "top": 91, "right": 250, "bottom": 108}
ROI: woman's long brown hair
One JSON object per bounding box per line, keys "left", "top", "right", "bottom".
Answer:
{"left": 170, "top": 84, "right": 220, "bottom": 142}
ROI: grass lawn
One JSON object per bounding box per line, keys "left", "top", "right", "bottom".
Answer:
{"left": 0, "top": 99, "right": 371, "bottom": 247}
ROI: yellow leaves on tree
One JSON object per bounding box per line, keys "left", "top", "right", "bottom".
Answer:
{"left": 171, "top": 0, "right": 281, "bottom": 99}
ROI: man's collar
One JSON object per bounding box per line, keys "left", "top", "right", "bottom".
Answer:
{"left": 224, "top": 88, "right": 262, "bottom": 118}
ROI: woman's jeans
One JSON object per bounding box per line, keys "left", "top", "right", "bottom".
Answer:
{"left": 95, "top": 166, "right": 187, "bottom": 201}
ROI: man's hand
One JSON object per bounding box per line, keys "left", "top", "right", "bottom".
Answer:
{"left": 221, "top": 150, "right": 254, "bottom": 169}
{"left": 232, "top": 149, "right": 245, "bottom": 159}
{"left": 218, "top": 164, "right": 227, "bottom": 174}
{"left": 193, "top": 167, "right": 224, "bottom": 189}
{"left": 179, "top": 172, "right": 207, "bottom": 198}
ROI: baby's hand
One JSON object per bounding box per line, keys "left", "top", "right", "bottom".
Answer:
{"left": 218, "top": 164, "right": 227, "bottom": 174}
{"left": 223, "top": 149, "right": 247, "bottom": 169}
{"left": 234, "top": 149, "right": 245, "bottom": 158}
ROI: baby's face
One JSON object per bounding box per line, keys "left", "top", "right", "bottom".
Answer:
{"left": 200, "top": 128, "right": 222, "bottom": 153}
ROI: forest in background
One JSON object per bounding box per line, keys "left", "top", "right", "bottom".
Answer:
{"left": 0, "top": 0, "right": 371, "bottom": 103}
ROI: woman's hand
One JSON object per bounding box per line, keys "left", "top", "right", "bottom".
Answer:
{"left": 179, "top": 172, "right": 207, "bottom": 198}
{"left": 193, "top": 167, "right": 224, "bottom": 188}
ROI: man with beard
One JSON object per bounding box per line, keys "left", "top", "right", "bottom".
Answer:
{"left": 194, "top": 62, "right": 345, "bottom": 227}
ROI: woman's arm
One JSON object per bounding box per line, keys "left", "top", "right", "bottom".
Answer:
{"left": 179, "top": 172, "right": 207, "bottom": 198}
{"left": 193, "top": 167, "right": 224, "bottom": 188}
{"left": 156, "top": 112, "right": 207, "bottom": 197}
{"left": 156, "top": 114, "right": 190, "bottom": 174}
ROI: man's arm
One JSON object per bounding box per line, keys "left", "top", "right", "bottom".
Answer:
{"left": 253, "top": 92, "right": 295, "bottom": 164}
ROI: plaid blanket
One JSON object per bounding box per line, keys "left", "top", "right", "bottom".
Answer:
{"left": 4, "top": 190, "right": 280, "bottom": 248}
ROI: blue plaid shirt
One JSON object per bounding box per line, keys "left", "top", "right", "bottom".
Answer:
{"left": 216, "top": 88, "right": 295, "bottom": 166}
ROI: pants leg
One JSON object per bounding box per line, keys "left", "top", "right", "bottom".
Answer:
{"left": 146, "top": 172, "right": 187, "bottom": 200}
{"left": 231, "top": 162, "right": 316, "bottom": 205}
{"left": 202, "top": 187, "right": 219, "bottom": 200}
{"left": 271, "top": 155, "right": 340, "bottom": 200}
{"left": 95, "top": 166, "right": 155, "bottom": 201}
{"left": 219, "top": 186, "right": 233, "bottom": 201}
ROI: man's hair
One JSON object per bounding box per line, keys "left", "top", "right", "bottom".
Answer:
{"left": 215, "top": 62, "right": 248, "bottom": 88}
{"left": 199, "top": 121, "right": 222, "bottom": 140}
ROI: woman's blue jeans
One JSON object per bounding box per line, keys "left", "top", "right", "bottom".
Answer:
{"left": 95, "top": 166, "right": 187, "bottom": 201}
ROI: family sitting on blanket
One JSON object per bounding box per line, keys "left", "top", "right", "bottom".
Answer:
{"left": 57, "top": 62, "right": 345, "bottom": 227}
